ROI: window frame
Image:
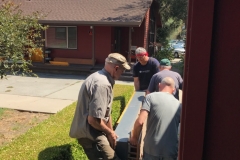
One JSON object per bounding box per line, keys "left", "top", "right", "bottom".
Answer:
{"left": 45, "top": 26, "right": 77, "bottom": 49}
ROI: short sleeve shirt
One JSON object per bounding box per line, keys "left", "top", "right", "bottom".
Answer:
{"left": 133, "top": 57, "right": 160, "bottom": 90}
{"left": 142, "top": 92, "right": 181, "bottom": 158}
{"left": 148, "top": 70, "right": 183, "bottom": 99}
{"left": 69, "top": 69, "right": 114, "bottom": 140}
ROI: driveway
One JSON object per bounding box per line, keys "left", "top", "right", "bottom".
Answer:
{"left": 0, "top": 73, "right": 133, "bottom": 113}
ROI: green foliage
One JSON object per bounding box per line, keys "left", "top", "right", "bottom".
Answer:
{"left": 0, "top": 84, "right": 134, "bottom": 160}
{"left": 0, "top": 0, "right": 47, "bottom": 79}
{"left": 154, "top": 44, "right": 175, "bottom": 62}
{"left": 156, "top": 0, "right": 188, "bottom": 45}
{"left": 171, "top": 55, "right": 185, "bottom": 77}
{"left": 178, "top": 55, "right": 185, "bottom": 77}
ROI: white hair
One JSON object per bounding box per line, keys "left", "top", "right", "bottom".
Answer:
{"left": 135, "top": 47, "right": 146, "bottom": 54}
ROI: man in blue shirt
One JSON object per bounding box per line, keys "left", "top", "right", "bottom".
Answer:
{"left": 133, "top": 47, "right": 160, "bottom": 91}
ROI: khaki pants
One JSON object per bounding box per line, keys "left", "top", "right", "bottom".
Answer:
{"left": 78, "top": 135, "right": 121, "bottom": 160}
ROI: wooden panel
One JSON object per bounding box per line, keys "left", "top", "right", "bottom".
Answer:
{"left": 179, "top": 0, "right": 215, "bottom": 159}
{"left": 49, "top": 61, "right": 69, "bottom": 66}
{"left": 53, "top": 57, "right": 95, "bottom": 65}
{"left": 202, "top": 0, "right": 240, "bottom": 159}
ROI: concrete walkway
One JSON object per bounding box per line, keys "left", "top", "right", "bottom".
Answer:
{"left": 0, "top": 73, "right": 133, "bottom": 114}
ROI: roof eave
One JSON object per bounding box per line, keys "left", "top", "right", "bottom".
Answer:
{"left": 39, "top": 20, "right": 143, "bottom": 27}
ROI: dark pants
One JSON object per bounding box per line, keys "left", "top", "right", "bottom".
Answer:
{"left": 78, "top": 136, "right": 121, "bottom": 160}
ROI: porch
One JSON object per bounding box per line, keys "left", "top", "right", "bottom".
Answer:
{"left": 30, "top": 62, "right": 134, "bottom": 81}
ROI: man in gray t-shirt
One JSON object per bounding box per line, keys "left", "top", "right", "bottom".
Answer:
{"left": 147, "top": 58, "right": 183, "bottom": 100}
{"left": 130, "top": 77, "right": 181, "bottom": 160}
{"left": 69, "top": 53, "right": 130, "bottom": 160}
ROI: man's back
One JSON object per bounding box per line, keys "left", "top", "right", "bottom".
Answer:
{"left": 148, "top": 70, "right": 183, "bottom": 99}
{"left": 142, "top": 92, "right": 181, "bottom": 158}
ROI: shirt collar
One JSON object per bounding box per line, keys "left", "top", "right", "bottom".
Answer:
{"left": 101, "top": 68, "right": 115, "bottom": 87}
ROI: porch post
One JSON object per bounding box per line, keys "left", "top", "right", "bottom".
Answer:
{"left": 128, "top": 27, "right": 132, "bottom": 63}
{"left": 92, "top": 26, "right": 95, "bottom": 67}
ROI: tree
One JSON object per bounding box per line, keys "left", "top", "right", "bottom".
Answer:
{"left": 154, "top": 0, "right": 187, "bottom": 66}
{"left": 156, "top": 0, "right": 188, "bottom": 45}
{"left": 0, "top": 0, "right": 47, "bottom": 79}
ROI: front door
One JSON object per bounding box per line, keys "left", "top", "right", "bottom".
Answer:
{"left": 114, "top": 27, "right": 121, "bottom": 52}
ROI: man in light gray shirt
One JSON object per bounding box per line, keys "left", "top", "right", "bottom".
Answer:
{"left": 130, "top": 77, "right": 182, "bottom": 160}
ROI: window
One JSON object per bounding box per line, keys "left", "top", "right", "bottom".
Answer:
{"left": 46, "top": 26, "right": 77, "bottom": 49}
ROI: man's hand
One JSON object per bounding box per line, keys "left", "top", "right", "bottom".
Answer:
{"left": 129, "top": 136, "right": 138, "bottom": 146}
{"left": 106, "top": 131, "right": 118, "bottom": 149}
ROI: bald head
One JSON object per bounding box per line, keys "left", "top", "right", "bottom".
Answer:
{"left": 161, "top": 77, "right": 175, "bottom": 88}
{"left": 159, "top": 77, "right": 175, "bottom": 94}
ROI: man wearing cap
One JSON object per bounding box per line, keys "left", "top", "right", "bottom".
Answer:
{"left": 147, "top": 58, "right": 183, "bottom": 100}
{"left": 133, "top": 47, "right": 160, "bottom": 91}
{"left": 69, "top": 53, "right": 130, "bottom": 160}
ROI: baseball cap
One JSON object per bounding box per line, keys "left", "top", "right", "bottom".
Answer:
{"left": 105, "top": 53, "right": 131, "bottom": 70}
{"left": 160, "top": 59, "right": 171, "bottom": 66}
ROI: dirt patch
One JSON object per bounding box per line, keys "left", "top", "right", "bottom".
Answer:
{"left": 0, "top": 109, "right": 51, "bottom": 148}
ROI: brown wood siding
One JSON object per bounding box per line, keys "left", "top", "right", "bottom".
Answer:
{"left": 202, "top": 0, "right": 240, "bottom": 159}
{"left": 49, "top": 26, "right": 92, "bottom": 59}
{"left": 94, "top": 26, "right": 112, "bottom": 64}
{"left": 131, "top": 22, "right": 145, "bottom": 48}
{"left": 179, "top": 0, "right": 240, "bottom": 159}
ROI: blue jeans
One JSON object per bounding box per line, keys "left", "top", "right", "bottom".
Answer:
{"left": 143, "top": 152, "right": 177, "bottom": 160}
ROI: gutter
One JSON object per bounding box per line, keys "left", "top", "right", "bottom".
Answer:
{"left": 38, "top": 20, "right": 143, "bottom": 27}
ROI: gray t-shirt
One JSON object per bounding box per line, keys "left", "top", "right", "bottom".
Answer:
{"left": 148, "top": 70, "right": 183, "bottom": 99}
{"left": 142, "top": 92, "right": 181, "bottom": 158}
{"left": 69, "top": 69, "right": 114, "bottom": 141}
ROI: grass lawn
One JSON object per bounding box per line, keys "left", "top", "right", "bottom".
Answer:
{"left": 0, "top": 108, "right": 8, "bottom": 118}
{"left": 0, "top": 84, "right": 134, "bottom": 160}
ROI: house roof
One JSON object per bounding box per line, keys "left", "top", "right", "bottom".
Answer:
{"left": 11, "top": 0, "right": 154, "bottom": 27}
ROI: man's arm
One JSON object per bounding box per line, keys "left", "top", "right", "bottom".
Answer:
{"left": 179, "top": 76, "right": 183, "bottom": 90}
{"left": 146, "top": 90, "right": 150, "bottom": 95}
{"left": 134, "top": 77, "right": 140, "bottom": 91}
{"left": 130, "top": 110, "right": 149, "bottom": 146}
{"left": 106, "top": 115, "right": 113, "bottom": 130}
{"left": 88, "top": 115, "right": 117, "bottom": 149}
{"left": 146, "top": 75, "right": 156, "bottom": 94}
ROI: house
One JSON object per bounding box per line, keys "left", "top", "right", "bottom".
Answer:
{"left": 15, "top": 0, "right": 161, "bottom": 66}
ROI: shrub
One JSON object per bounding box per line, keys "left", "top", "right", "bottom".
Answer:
{"left": 154, "top": 44, "right": 175, "bottom": 62}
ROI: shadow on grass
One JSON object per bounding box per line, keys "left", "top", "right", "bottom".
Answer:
{"left": 38, "top": 144, "right": 73, "bottom": 160}
{"left": 113, "top": 96, "right": 126, "bottom": 129}
{"left": 114, "top": 96, "right": 126, "bottom": 113}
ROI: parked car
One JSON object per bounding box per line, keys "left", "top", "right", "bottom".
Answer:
{"left": 173, "top": 47, "right": 185, "bottom": 58}
{"left": 169, "top": 39, "right": 178, "bottom": 45}
{"left": 172, "top": 43, "right": 185, "bottom": 58}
